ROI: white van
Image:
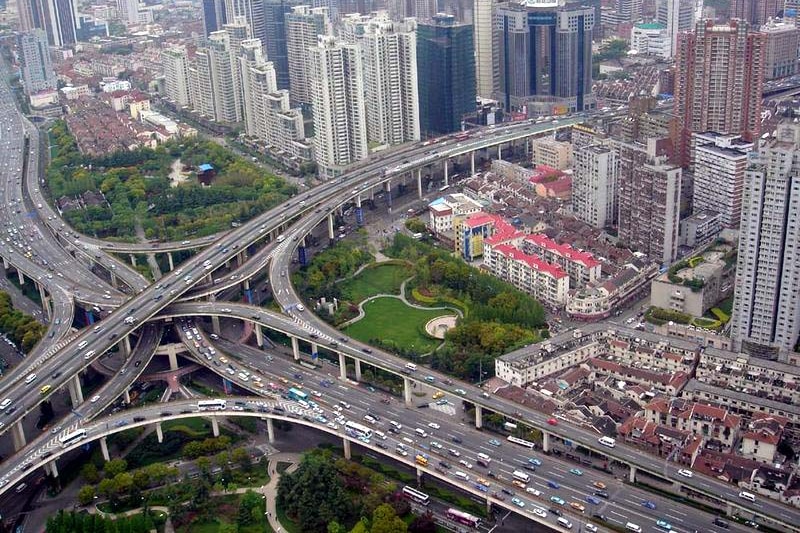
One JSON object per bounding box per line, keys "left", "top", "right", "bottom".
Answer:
{"left": 24, "top": 373, "right": 37, "bottom": 385}
{"left": 454, "top": 471, "right": 470, "bottom": 481}
{"left": 364, "top": 414, "right": 378, "bottom": 425}
{"left": 625, "top": 523, "right": 642, "bottom": 532}
{"left": 405, "top": 362, "right": 417, "bottom": 372}
{"left": 598, "top": 436, "right": 617, "bottom": 448}
{"left": 77, "top": 340, "right": 88, "bottom": 349}
{"left": 512, "top": 470, "right": 530, "bottom": 483}
{"left": 84, "top": 350, "right": 95, "bottom": 359}
{"left": 738, "top": 491, "right": 756, "bottom": 502}
{"left": 415, "top": 428, "right": 428, "bottom": 438}
{"left": 276, "top": 234, "right": 285, "bottom": 243}
{"left": 0, "top": 398, "right": 12, "bottom": 410}
{"left": 557, "top": 517, "right": 573, "bottom": 529}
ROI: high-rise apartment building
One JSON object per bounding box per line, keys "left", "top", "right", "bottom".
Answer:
{"left": 656, "top": 0, "right": 695, "bottom": 58}
{"left": 674, "top": 19, "right": 766, "bottom": 166}
{"left": 308, "top": 36, "right": 367, "bottom": 178}
{"left": 630, "top": 22, "right": 670, "bottom": 58}
{"left": 493, "top": 1, "right": 595, "bottom": 116}
{"left": 730, "top": 0, "right": 782, "bottom": 27}
{"left": 572, "top": 143, "right": 618, "bottom": 229}
{"left": 162, "top": 46, "right": 191, "bottom": 107}
{"left": 416, "top": 14, "right": 475, "bottom": 135}
{"left": 224, "top": 0, "right": 264, "bottom": 45}
{"left": 117, "top": 0, "right": 140, "bottom": 25}
{"left": 262, "top": 0, "right": 293, "bottom": 90}
{"left": 691, "top": 132, "right": 753, "bottom": 228}
{"left": 762, "top": 20, "right": 800, "bottom": 80}
{"left": 616, "top": 0, "right": 643, "bottom": 22}
{"left": 414, "top": 0, "right": 437, "bottom": 20}
{"left": 194, "top": 30, "right": 240, "bottom": 123}
{"left": 355, "top": 15, "right": 420, "bottom": 146}
{"left": 22, "top": 0, "right": 79, "bottom": 47}
{"left": 286, "top": 5, "right": 331, "bottom": 106}
{"left": 239, "top": 39, "right": 273, "bottom": 138}
{"left": 732, "top": 122, "right": 800, "bottom": 360}
{"left": 617, "top": 139, "right": 682, "bottom": 264}
{"left": 473, "top": 0, "right": 494, "bottom": 99}
{"left": 18, "top": 30, "right": 57, "bottom": 95}
{"left": 202, "top": 0, "right": 227, "bottom": 36}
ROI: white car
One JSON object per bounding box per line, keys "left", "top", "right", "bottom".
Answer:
{"left": 677, "top": 469, "right": 694, "bottom": 478}
{"left": 525, "top": 487, "right": 541, "bottom": 497}
{"left": 459, "top": 459, "right": 473, "bottom": 469}
{"left": 531, "top": 507, "right": 547, "bottom": 519}
{"left": 428, "top": 422, "right": 440, "bottom": 430}
{"left": 326, "top": 422, "right": 339, "bottom": 430}
{"left": 90, "top": 395, "right": 101, "bottom": 403}
{"left": 586, "top": 525, "right": 598, "bottom": 532}
{"left": 430, "top": 441, "right": 443, "bottom": 450}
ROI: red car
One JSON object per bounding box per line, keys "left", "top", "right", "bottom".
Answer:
{"left": 547, "top": 418, "right": 558, "bottom": 426}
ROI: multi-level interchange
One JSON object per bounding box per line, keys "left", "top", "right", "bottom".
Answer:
{"left": 0, "top": 77, "right": 798, "bottom": 532}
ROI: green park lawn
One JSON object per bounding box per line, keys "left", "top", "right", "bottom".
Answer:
{"left": 343, "top": 297, "right": 448, "bottom": 353}
{"left": 340, "top": 263, "right": 410, "bottom": 303}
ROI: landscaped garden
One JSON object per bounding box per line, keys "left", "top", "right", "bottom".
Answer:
{"left": 343, "top": 297, "right": 450, "bottom": 355}
{"left": 339, "top": 262, "right": 410, "bottom": 302}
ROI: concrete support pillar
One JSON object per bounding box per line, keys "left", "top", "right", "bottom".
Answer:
{"left": 385, "top": 181, "right": 392, "bottom": 207}
{"left": 266, "top": 417, "right": 275, "bottom": 444}
{"left": 237, "top": 252, "right": 245, "bottom": 267}
{"left": 343, "top": 438, "right": 351, "bottom": 460}
{"left": 211, "top": 417, "right": 220, "bottom": 437}
{"left": 354, "top": 359, "right": 362, "bottom": 382}
{"left": 167, "top": 252, "right": 174, "bottom": 271}
{"left": 69, "top": 374, "right": 84, "bottom": 406}
{"left": 725, "top": 502, "right": 733, "bottom": 517}
{"left": 110, "top": 271, "right": 118, "bottom": 289}
{"left": 291, "top": 336, "right": 300, "bottom": 361}
{"left": 486, "top": 498, "right": 493, "bottom": 515}
{"left": 416, "top": 467, "right": 423, "bottom": 484}
{"left": 475, "top": 405, "right": 483, "bottom": 429}
{"left": 328, "top": 213, "right": 335, "bottom": 242}
{"left": 122, "top": 334, "right": 132, "bottom": 356}
{"left": 254, "top": 324, "right": 263, "bottom": 348}
{"left": 243, "top": 279, "right": 250, "bottom": 292}
{"left": 11, "top": 421, "right": 26, "bottom": 451}
{"left": 123, "top": 388, "right": 131, "bottom": 404}
{"left": 129, "top": 254, "right": 136, "bottom": 267}
{"left": 471, "top": 152, "right": 476, "bottom": 176}
{"left": 498, "top": 144, "right": 502, "bottom": 160}
{"left": 403, "top": 377, "right": 412, "bottom": 406}
{"left": 47, "top": 459, "right": 59, "bottom": 478}
{"left": 311, "top": 342, "right": 318, "bottom": 356}
{"left": 417, "top": 169, "right": 423, "bottom": 198}
{"left": 542, "top": 431, "right": 551, "bottom": 453}
{"left": 100, "top": 437, "right": 110, "bottom": 461}
{"left": 156, "top": 422, "right": 164, "bottom": 443}
{"left": 339, "top": 352, "right": 347, "bottom": 380}
{"left": 211, "top": 315, "right": 221, "bottom": 335}
{"left": 628, "top": 465, "right": 637, "bottom": 483}
{"left": 2, "top": 257, "right": 8, "bottom": 270}
{"left": 167, "top": 344, "right": 179, "bottom": 371}
{"left": 443, "top": 159, "right": 449, "bottom": 186}
{"left": 37, "top": 282, "right": 47, "bottom": 310}
{"left": 17, "top": 268, "right": 24, "bottom": 285}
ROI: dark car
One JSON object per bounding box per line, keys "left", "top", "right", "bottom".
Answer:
{"left": 713, "top": 518, "right": 730, "bottom": 529}
{"left": 362, "top": 348, "right": 373, "bottom": 354}
{"left": 501, "top": 488, "right": 514, "bottom": 496}
{"left": 451, "top": 436, "right": 463, "bottom": 444}
{"left": 134, "top": 360, "right": 142, "bottom": 367}
{"left": 50, "top": 371, "right": 61, "bottom": 379}
{"left": 594, "top": 490, "right": 609, "bottom": 499}
{"left": 439, "top": 461, "right": 451, "bottom": 469}
{"left": 133, "top": 416, "right": 146, "bottom": 422}
{"left": 548, "top": 508, "right": 563, "bottom": 517}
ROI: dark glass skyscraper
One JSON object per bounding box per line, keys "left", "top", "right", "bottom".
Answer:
{"left": 202, "top": 0, "right": 227, "bottom": 36}
{"left": 416, "top": 14, "right": 476, "bottom": 135}
{"left": 262, "top": 0, "right": 293, "bottom": 90}
{"left": 494, "top": 1, "right": 595, "bottom": 116}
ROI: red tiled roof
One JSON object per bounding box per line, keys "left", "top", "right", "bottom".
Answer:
{"left": 492, "top": 244, "right": 568, "bottom": 279}
{"left": 524, "top": 233, "right": 601, "bottom": 268}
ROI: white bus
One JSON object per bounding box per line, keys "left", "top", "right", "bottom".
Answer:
{"left": 59, "top": 428, "right": 87, "bottom": 448}
{"left": 512, "top": 470, "right": 530, "bottom": 483}
{"left": 197, "top": 399, "right": 227, "bottom": 411}
{"left": 507, "top": 435, "right": 536, "bottom": 449}
{"left": 402, "top": 486, "right": 430, "bottom": 505}
{"left": 345, "top": 421, "right": 373, "bottom": 440}
{"left": 598, "top": 436, "right": 616, "bottom": 448}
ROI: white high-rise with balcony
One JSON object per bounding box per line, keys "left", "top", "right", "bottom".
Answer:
{"left": 309, "top": 35, "right": 367, "bottom": 179}
{"left": 572, "top": 143, "right": 618, "bottom": 229}
{"left": 162, "top": 47, "right": 191, "bottom": 107}
{"left": 286, "top": 5, "right": 331, "bottom": 106}
{"left": 732, "top": 122, "right": 800, "bottom": 361}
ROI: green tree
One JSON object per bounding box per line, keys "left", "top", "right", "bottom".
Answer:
{"left": 104, "top": 458, "right": 128, "bottom": 477}
{"left": 370, "top": 503, "right": 407, "bottom": 533}
{"left": 328, "top": 521, "right": 347, "bottom": 533}
{"left": 231, "top": 447, "right": 252, "bottom": 471}
{"left": 237, "top": 490, "right": 263, "bottom": 526}
{"left": 277, "top": 451, "right": 352, "bottom": 531}
{"left": 81, "top": 462, "right": 100, "bottom": 484}
{"left": 349, "top": 518, "right": 369, "bottom": 533}
{"left": 77, "top": 485, "right": 96, "bottom": 506}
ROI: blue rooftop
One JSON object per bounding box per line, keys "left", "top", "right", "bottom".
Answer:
{"left": 198, "top": 164, "right": 214, "bottom": 172}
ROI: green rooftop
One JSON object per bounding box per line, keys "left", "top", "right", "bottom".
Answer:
{"left": 635, "top": 22, "right": 667, "bottom": 30}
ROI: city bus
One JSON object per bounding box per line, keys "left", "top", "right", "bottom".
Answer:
{"left": 512, "top": 470, "right": 531, "bottom": 484}
{"left": 401, "top": 486, "right": 430, "bottom": 505}
{"left": 476, "top": 452, "right": 492, "bottom": 467}
{"left": 197, "top": 399, "right": 227, "bottom": 411}
{"left": 508, "top": 435, "right": 536, "bottom": 449}
{"left": 59, "top": 428, "right": 87, "bottom": 448}
{"left": 445, "top": 508, "right": 481, "bottom": 528}
{"left": 344, "top": 421, "right": 373, "bottom": 440}
{"left": 287, "top": 388, "right": 308, "bottom": 402}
